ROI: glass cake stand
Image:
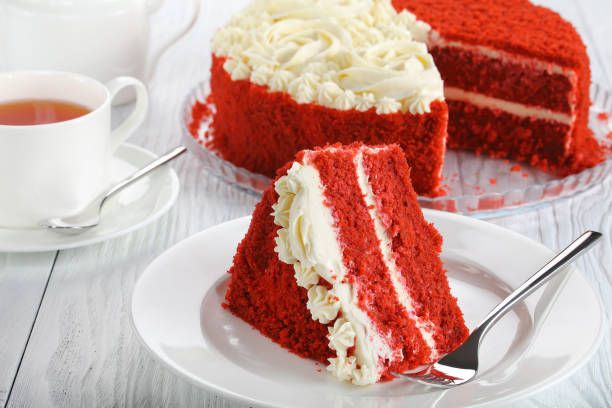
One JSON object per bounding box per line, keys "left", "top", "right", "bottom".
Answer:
{"left": 181, "top": 78, "right": 612, "bottom": 219}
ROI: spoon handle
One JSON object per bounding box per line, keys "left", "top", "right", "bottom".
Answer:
{"left": 102, "top": 146, "right": 187, "bottom": 205}
{"left": 475, "top": 231, "right": 602, "bottom": 339}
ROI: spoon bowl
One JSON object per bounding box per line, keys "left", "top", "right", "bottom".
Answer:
{"left": 40, "top": 145, "right": 186, "bottom": 233}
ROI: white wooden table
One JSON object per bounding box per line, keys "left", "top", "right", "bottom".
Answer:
{"left": 1, "top": 1, "right": 610, "bottom": 407}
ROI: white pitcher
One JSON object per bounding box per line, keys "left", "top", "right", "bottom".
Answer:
{"left": 0, "top": 0, "right": 199, "bottom": 96}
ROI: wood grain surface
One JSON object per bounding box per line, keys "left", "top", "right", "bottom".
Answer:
{"left": 1, "top": 0, "right": 610, "bottom": 407}
{"left": 0, "top": 252, "right": 56, "bottom": 407}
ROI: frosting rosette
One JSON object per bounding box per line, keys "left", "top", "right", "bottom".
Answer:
{"left": 212, "top": 0, "right": 444, "bottom": 114}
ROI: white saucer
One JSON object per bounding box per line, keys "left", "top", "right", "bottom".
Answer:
{"left": 0, "top": 143, "right": 180, "bottom": 252}
{"left": 131, "top": 211, "right": 604, "bottom": 408}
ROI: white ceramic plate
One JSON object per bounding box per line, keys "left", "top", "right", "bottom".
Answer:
{"left": 131, "top": 211, "right": 604, "bottom": 408}
{"left": 0, "top": 143, "right": 180, "bottom": 252}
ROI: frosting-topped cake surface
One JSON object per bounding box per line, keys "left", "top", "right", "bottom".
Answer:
{"left": 212, "top": 0, "right": 444, "bottom": 114}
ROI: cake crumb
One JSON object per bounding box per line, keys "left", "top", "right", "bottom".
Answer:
{"left": 606, "top": 131, "right": 612, "bottom": 140}
{"left": 317, "top": 369, "right": 322, "bottom": 373}
{"left": 489, "top": 178, "right": 497, "bottom": 184}
{"left": 510, "top": 164, "right": 521, "bottom": 172}
{"left": 522, "top": 172, "right": 529, "bottom": 178}
{"left": 597, "top": 112, "right": 609, "bottom": 121}
{"left": 503, "top": 159, "right": 510, "bottom": 165}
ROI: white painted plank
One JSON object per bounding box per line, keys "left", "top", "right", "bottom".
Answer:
{"left": 6, "top": 0, "right": 612, "bottom": 407}
{"left": 0, "top": 252, "right": 56, "bottom": 408}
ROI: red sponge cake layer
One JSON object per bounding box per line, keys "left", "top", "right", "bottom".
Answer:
{"left": 208, "top": 55, "right": 448, "bottom": 196}
{"left": 223, "top": 143, "right": 468, "bottom": 385}
{"left": 447, "top": 100, "right": 571, "bottom": 169}
{"left": 429, "top": 46, "right": 575, "bottom": 114}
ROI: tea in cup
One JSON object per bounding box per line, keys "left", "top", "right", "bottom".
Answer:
{"left": 0, "top": 99, "right": 91, "bottom": 126}
{"left": 0, "top": 71, "right": 148, "bottom": 228}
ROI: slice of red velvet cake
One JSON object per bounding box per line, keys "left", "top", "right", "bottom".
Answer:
{"left": 223, "top": 143, "right": 468, "bottom": 385}
{"left": 208, "top": 0, "right": 448, "bottom": 196}
{"left": 393, "top": 0, "right": 604, "bottom": 175}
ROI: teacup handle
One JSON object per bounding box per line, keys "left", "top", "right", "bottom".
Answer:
{"left": 106, "top": 77, "right": 149, "bottom": 152}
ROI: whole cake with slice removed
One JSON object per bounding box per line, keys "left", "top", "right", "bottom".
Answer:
{"left": 223, "top": 143, "right": 469, "bottom": 385}
{"left": 194, "top": 0, "right": 605, "bottom": 198}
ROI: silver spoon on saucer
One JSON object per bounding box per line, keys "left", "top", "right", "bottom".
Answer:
{"left": 40, "top": 145, "right": 187, "bottom": 233}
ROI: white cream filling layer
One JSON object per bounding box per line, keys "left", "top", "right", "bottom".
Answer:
{"left": 444, "top": 86, "right": 574, "bottom": 125}
{"left": 354, "top": 150, "right": 439, "bottom": 361}
{"left": 272, "top": 161, "right": 399, "bottom": 385}
{"left": 212, "top": 0, "right": 444, "bottom": 115}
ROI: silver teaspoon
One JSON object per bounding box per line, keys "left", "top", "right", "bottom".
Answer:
{"left": 40, "top": 145, "right": 187, "bottom": 233}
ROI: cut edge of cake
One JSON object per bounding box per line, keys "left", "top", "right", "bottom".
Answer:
{"left": 393, "top": 0, "right": 605, "bottom": 175}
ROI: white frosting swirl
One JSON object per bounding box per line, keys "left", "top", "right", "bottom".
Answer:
{"left": 376, "top": 97, "right": 402, "bottom": 115}
{"left": 351, "top": 365, "right": 379, "bottom": 386}
{"left": 318, "top": 81, "right": 344, "bottom": 107}
{"left": 327, "top": 355, "right": 356, "bottom": 382}
{"left": 212, "top": 0, "right": 443, "bottom": 114}
{"left": 274, "top": 228, "right": 296, "bottom": 264}
{"left": 327, "top": 317, "right": 356, "bottom": 352}
{"left": 269, "top": 69, "right": 296, "bottom": 92}
{"left": 306, "top": 285, "right": 340, "bottom": 324}
{"left": 293, "top": 263, "right": 319, "bottom": 288}
{"left": 251, "top": 64, "right": 275, "bottom": 85}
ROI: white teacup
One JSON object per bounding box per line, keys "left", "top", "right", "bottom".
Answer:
{"left": 0, "top": 71, "right": 148, "bottom": 229}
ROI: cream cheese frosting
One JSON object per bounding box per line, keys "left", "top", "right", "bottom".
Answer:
{"left": 272, "top": 160, "right": 401, "bottom": 385}
{"left": 212, "top": 0, "right": 444, "bottom": 114}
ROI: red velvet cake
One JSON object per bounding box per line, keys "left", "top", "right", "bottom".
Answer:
{"left": 223, "top": 143, "right": 468, "bottom": 385}
{"left": 393, "top": 0, "right": 604, "bottom": 175}
{"left": 200, "top": 0, "right": 605, "bottom": 198}
{"left": 208, "top": 0, "right": 448, "bottom": 196}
